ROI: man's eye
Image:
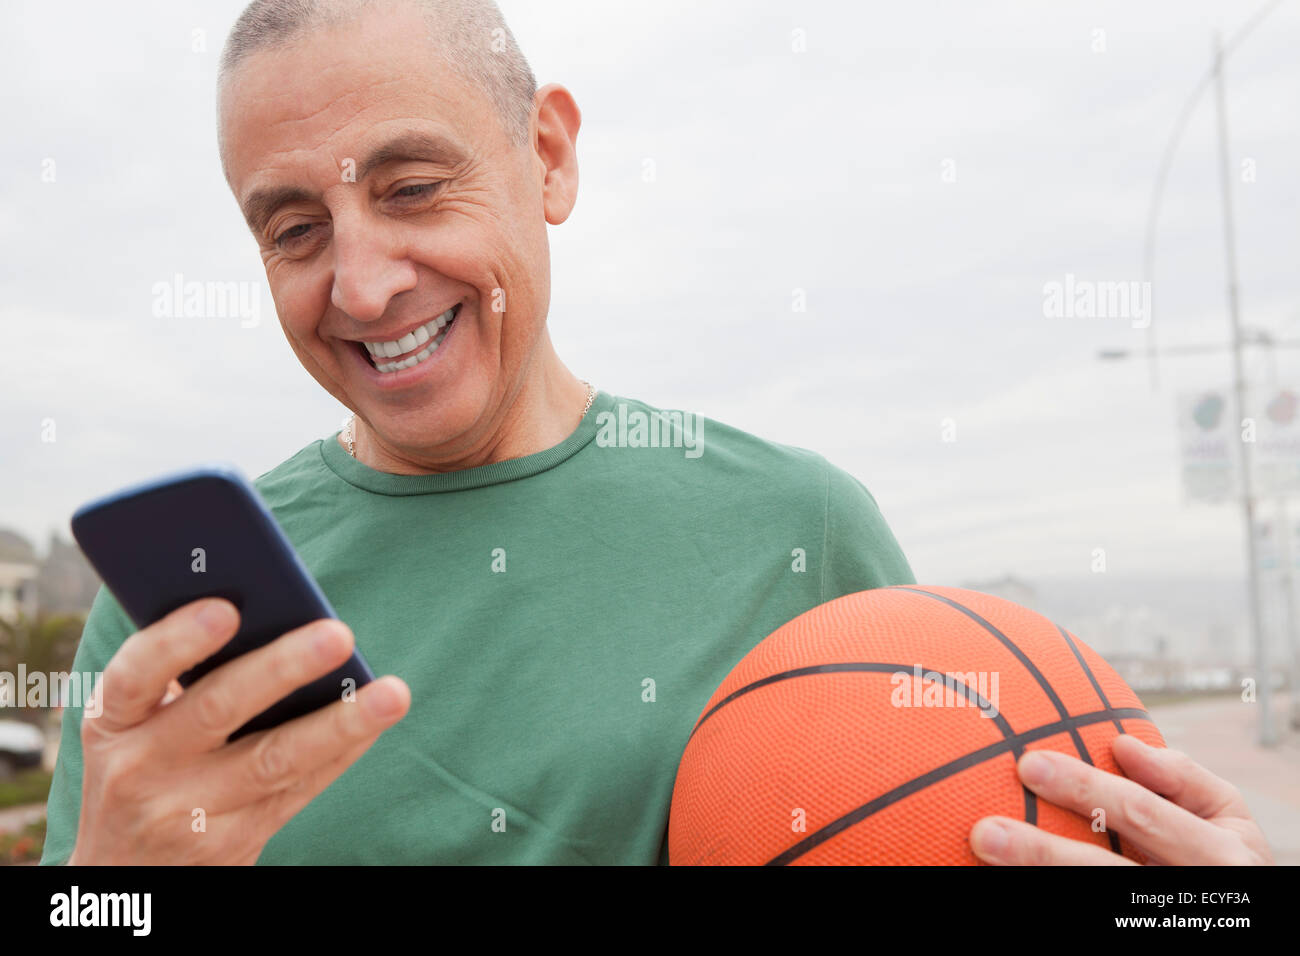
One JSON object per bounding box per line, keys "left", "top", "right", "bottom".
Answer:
{"left": 393, "top": 182, "right": 438, "bottom": 200}
{"left": 275, "top": 222, "right": 319, "bottom": 251}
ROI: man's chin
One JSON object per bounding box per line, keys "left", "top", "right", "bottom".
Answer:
{"left": 355, "top": 400, "right": 488, "bottom": 462}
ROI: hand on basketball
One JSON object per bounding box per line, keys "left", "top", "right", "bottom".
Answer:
{"left": 968, "top": 734, "right": 1273, "bottom": 865}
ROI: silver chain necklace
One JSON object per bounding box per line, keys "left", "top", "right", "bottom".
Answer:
{"left": 342, "top": 380, "right": 595, "bottom": 459}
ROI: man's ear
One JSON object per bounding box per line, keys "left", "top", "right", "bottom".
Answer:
{"left": 531, "top": 83, "right": 581, "bottom": 225}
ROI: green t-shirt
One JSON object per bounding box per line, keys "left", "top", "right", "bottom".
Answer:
{"left": 41, "top": 390, "right": 914, "bottom": 865}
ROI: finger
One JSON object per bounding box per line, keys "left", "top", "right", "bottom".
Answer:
{"left": 971, "top": 816, "right": 1136, "bottom": 866}
{"left": 258, "top": 730, "right": 383, "bottom": 836}
{"left": 181, "top": 731, "right": 383, "bottom": 864}
{"left": 198, "top": 675, "right": 410, "bottom": 810}
{"left": 1111, "top": 734, "right": 1252, "bottom": 820}
{"left": 1014, "top": 749, "right": 1250, "bottom": 865}
{"left": 154, "top": 618, "right": 358, "bottom": 754}
{"left": 93, "top": 598, "right": 239, "bottom": 733}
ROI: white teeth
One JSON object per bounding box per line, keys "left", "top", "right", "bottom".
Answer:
{"left": 363, "top": 305, "right": 458, "bottom": 359}
{"left": 367, "top": 306, "right": 458, "bottom": 373}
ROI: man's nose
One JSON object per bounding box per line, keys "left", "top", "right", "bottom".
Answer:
{"left": 329, "top": 214, "right": 419, "bottom": 322}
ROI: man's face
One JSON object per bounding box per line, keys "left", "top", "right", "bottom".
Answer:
{"left": 220, "top": 2, "right": 558, "bottom": 457}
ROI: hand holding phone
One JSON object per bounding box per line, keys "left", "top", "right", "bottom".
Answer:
{"left": 64, "top": 466, "right": 411, "bottom": 864}
{"left": 66, "top": 597, "right": 409, "bottom": 865}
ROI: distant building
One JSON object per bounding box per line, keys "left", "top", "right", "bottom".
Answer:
{"left": 0, "top": 530, "right": 39, "bottom": 623}
{"left": 959, "top": 574, "right": 1037, "bottom": 609}
{"left": 1103, "top": 651, "right": 1190, "bottom": 693}
{"left": 0, "top": 528, "right": 100, "bottom": 623}
{"left": 38, "top": 532, "right": 101, "bottom": 615}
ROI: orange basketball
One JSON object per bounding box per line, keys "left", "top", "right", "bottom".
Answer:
{"left": 668, "top": 585, "right": 1165, "bottom": 865}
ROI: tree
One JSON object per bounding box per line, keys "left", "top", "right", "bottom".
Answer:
{"left": 0, "top": 612, "right": 85, "bottom": 730}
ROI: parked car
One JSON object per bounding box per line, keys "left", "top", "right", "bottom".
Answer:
{"left": 0, "top": 720, "right": 45, "bottom": 780}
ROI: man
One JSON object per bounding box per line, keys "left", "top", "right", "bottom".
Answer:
{"left": 42, "top": 0, "right": 1272, "bottom": 865}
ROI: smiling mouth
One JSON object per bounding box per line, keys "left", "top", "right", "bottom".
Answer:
{"left": 355, "top": 303, "right": 461, "bottom": 373}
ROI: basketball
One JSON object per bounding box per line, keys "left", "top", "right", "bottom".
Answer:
{"left": 668, "top": 585, "right": 1166, "bottom": 865}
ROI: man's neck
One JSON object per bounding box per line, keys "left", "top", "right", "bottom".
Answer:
{"left": 338, "top": 340, "right": 590, "bottom": 475}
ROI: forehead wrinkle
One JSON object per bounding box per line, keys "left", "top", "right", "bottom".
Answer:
{"left": 229, "top": 71, "right": 454, "bottom": 176}
{"left": 259, "top": 72, "right": 407, "bottom": 138}
{"left": 224, "top": 62, "right": 405, "bottom": 157}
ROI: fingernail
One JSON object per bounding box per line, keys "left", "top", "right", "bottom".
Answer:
{"left": 1019, "top": 751, "right": 1055, "bottom": 786}
{"left": 975, "top": 820, "right": 1009, "bottom": 859}
{"left": 197, "top": 599, "right": 235, "bottom": 635}
{"left": 313, "top": 622, "right": 342, "bottom": 659}
{"left": 365, "top": 681, "right": 403, "bottom": 718}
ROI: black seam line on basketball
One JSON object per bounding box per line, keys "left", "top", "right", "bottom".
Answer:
{"left": 686, "top": 661, "right": 1015, "bottom": 744}
{"left": 1054, "top": 624, "right": 1123, "bottom": 853}
{"left": 885, "top": 587, "right": 1091, "bottom": 825}
{"left": 1056, "top": 624, "right": 1124, "bottom": 734}
{"left": 685, "top": 659, "right": 1037, "bottom": 827}
{"left": 886, "top": 587, "right": 1094, "bottom": 766}
{"left": 765, "top": 706, "right": 1153, "bottom": 866}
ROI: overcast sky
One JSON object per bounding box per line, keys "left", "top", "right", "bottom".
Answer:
{"left": 3, "top": 0, "right": 1299, "bottom": 595}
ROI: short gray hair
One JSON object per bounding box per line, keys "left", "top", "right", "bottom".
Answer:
{"left": 219, "top": 0, "right": 538, "bottom": 148}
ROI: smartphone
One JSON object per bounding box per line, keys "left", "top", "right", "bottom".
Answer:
{"left": 71, "top": 464, "right": 374, "bottom": 742}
